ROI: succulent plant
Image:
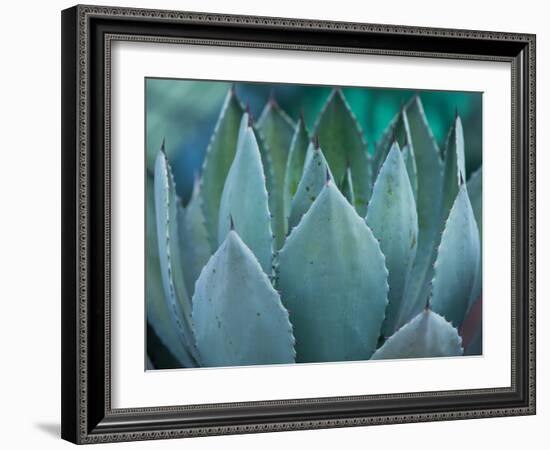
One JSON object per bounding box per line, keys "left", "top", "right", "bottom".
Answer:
{"left": 147, "top": 87, "right": 482, "bottom": 369}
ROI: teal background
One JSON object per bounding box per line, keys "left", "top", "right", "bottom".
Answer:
{"left": 146, "top": 79, "right": 482, "bottom": 204}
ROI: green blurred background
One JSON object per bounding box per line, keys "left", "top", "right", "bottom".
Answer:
{"left": 146, "top": 78, "right": 482, "bottom": 204}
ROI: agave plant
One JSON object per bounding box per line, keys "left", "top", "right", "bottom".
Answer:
{"left": 146, "top": 86, "right": 482, "bottom": 369}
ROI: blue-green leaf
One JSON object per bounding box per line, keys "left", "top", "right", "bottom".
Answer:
{"left": 277, "top": 182, "right": 388, "bottom": 363}
{"left": 402, "top": 143, "right": 418, "bottom": 203}
{"left": 314, "top": 89, "right": 371, "bottom": 215}
{"left": 467, "top": 167, "right": 482, "bottom": 311}
{"left": 399, "top": 97, "right": 444, "bottom": 327}
{"left": 366, "top": 143, "right": 418, "bottom": 337}
{"left": 146, "top": 174, "right": 194, "bottom": 367}
{"left": 218, "top": 114, "right": 273, "bottom": 274}
{"left": 287, "top": 144, "right": 333, "bottom": 232}
{"left": 372, "top": 309, "right": 463, "bottom": 360}
{"left": 430, "top": 185, "right": 480, "bottom": 328}
{"left": 441, "top": 115, "right": 466, "bottom": 222}
{"left": 200, "top": 88, "right": 244, "bottom": 250}
{"left": 283, "top": 116, "right": 310, "bottom": 226}
{"left": 258, "top": 99, "right": 296, "bottom": 249}
{"left": 340, "top": 165, "right": 355, "bottom": 206}
{"left": 374, "top": 108, "right": 418, "bottom": 203}
{"left": 154, "top": 148, "right": 199, "bottom": 366}
{"left": 373, "top": 108, "right": 409, "bottom": 176}
{"left": 192, "top": 230, "right": 295, "bottom": 367}
{"left": 177, "top": 178, "right": 211, "bottom": 297}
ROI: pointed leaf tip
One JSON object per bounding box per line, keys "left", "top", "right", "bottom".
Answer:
{"left": 278, "top": 182, "right": 388, "bottom": 362}
{"left": 430, "top": 185, "right": 480, "bottom": 328}
{"left": 218, "top": 118, "right": 273, "bottom": 274}
{"left": 312, "top": 135, "right": 320, "bottom": 150}
{"left": 268, "top": 88, "right": 277, "bottom": 106}
{"left": 193, "top": 231, "right": 295, "bottom": 367}
{"left": 366, "top": 143, "right": 417, "bottom": 336}
{"left": 314, "top": 87, "right": 370, "bottom": 215}
{"left": 199, "top": 87, "right": 244, "bottom": 251}
{"left": 372, "top": 310, "right": 463, "bottom": 360}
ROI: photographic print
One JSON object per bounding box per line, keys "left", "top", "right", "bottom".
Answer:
{"left": 145, "top": 79, "right": 482, "bottom": 370}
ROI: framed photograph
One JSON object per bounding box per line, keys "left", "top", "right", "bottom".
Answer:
{"left": 61, "top": 4, "right": 536, "bottom": 444}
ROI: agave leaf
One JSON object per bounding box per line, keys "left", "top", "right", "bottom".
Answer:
{"left": 402, "top": 144, "right": 418, "bottom": 203}
{"left": 374, "top": 109, "right": 418, "bottom": 201}
{"left": 467, "top": 167, "right": 482, "bottom": 311}
{"left": 398, "top": 97, "right": 444, "bottom": 327}
{"left": 252, "top": 123, "right": 277, "bottom": 252}
{"left": 154, "top": 149, "right": 199, "bottom": 365}
{"left": 218, "top": 115, "right": 273, "bottom": 274}
{"left": 374, "top": 109, "right": 405, "bottom": 173}
{"left": 177, "top": 178, "right": 211, "bottom": 297}
{"left": 371, "top": 309, "right": 463, "bottom": 360}
{"left": 258, "top": 99, "right": 296, "bottom": 249}
{"left": 340, "top": 165, "right": 355, "bottom": 206}
{"left": 192, "top": 231, "right": 295, "bottom": 367}
{"left": 283, "top": 116, "right": 310, "bottom": 226}
{"left": 146, "top": 174, "right": 195, "bottom": 368}
{"left": 430, "top": 185, "right": 480, "bottom": 328}
{"left": 277, "top": 182, "right": 388, "bottom": 363}
{"left": 314, "top": 89, "right": 371, "bottom": 215}
{"left": 441, "top": 115, "right": 466, "bottom": 222}
{"left": 366, "top": 143, "right": 418, "bottom": 337}
{"left": 287, "top": 144, "right": 333, "bottom": 232}
{"left": 373, "top": 114, "right": 398, "bottom": 177}
{"left": 200, "top": 88, "right": 244, "bottom": 250}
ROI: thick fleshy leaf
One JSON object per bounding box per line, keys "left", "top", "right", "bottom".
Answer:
{"left": 252, "top": 124, "right": 277, "bottom": 252}
{"left": 200, "top": 88, "right": 244, "bottom": 250}
{"left": 192, "top": 231, "right": 295, "bottom": 367}
{"left": 371, "top": 309, "right": 463, "bottom": 360}
{"left": 283, "top": 116, "right": 310, "bottom": 225}
{"left": 287, "top": 144, "right": 333, "bottom": 231}
{"left": 467, "top": 167, "right": 482, "bottom": 311}
{"left": 277, "top": 182, "right": 388, "bottom": 363}
{"left": 441, "top": 115, "right": 466, "bottom": 222}
{"left": 374, "top": 114, "right": 398, "bottom": 176}
{"left": 314, "top": 89, "right": 371, "bottom": 215}
{"left": 340, "top": 165, "right": 355, "bottom": 206}
{"left": 154, "top": 149, "right": 199, "bottom": 366}
{"left": 398, "top": 97, "right": 444, "bottom": 327}
{"left": 218, "top": 115, "right": 273, "bottom": 274}
{"left": 258, "top": 100, "right": 296, "bottom": 249}
{"left": 374, "top": 109, "right": 417, "bottom": 202}
{"left": 430, "top": 185, "right": 480, "bottom": 328}
{"left": 374, "top": 109, "right": 405, "bottom": 171}
{"left": 177, "top": 179, "right": 211, "bottom": 297}
{"left": 402, "top": 144, "right": 418, "bottom": 203}
{"left": 366, "top": 144, "right": 418, "bottom": 336}
{"left": 146, "top": 174, "right": 194, "bottom": 368}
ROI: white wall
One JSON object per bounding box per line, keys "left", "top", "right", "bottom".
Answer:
{"left": 0, "top": 0, "right": 545, "bottom": 448}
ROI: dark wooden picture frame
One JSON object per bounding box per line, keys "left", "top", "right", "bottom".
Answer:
{"left": 61, "top": 4, "right": 536, "bottom": 444}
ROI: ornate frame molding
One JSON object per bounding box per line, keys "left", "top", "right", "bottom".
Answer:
{"left": 61, "top": 4, "right": 536, "bottom": 444}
